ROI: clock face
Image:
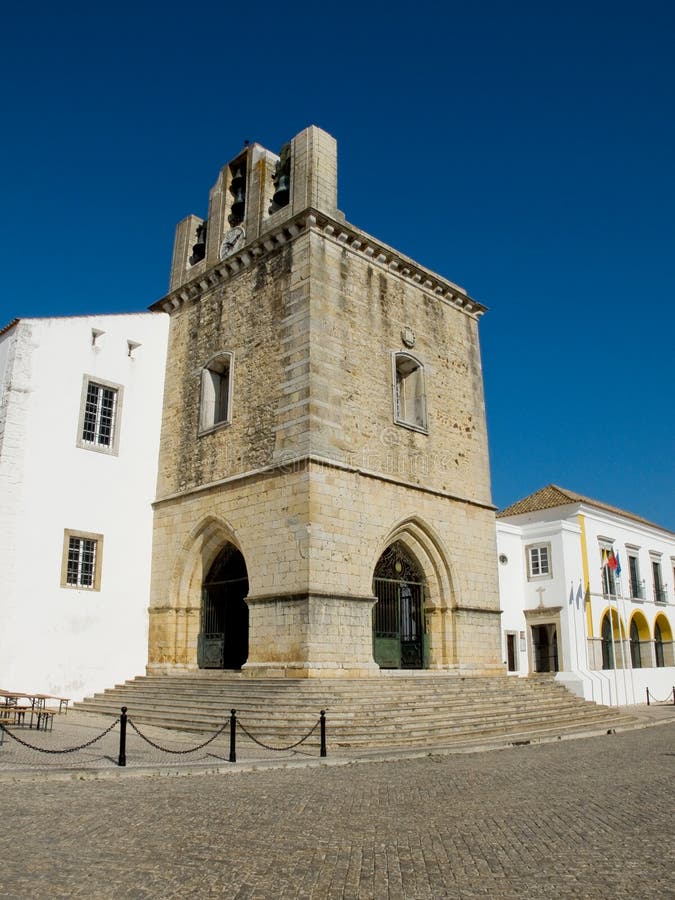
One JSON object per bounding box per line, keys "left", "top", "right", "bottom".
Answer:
{"left": 219, "top": 226, "right": 246, "bottom": 260}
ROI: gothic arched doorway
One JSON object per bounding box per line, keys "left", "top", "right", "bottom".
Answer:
{"left": 198, "top": 543, "right": 249, "bottom": 669}
{"left": 372, "top": 542, "right": 427, "bottom": 669}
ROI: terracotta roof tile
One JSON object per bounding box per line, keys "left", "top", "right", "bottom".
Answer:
{"left": 498, "top": 484, "right": 672, "bottom": 534}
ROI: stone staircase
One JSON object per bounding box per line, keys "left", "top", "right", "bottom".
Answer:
{"left": 74, "top": 672, "right": 641, "bottom": 754}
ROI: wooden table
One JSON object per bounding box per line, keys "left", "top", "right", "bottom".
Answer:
{"left": 0, "top": 690, "right": 65, "bottom": 729}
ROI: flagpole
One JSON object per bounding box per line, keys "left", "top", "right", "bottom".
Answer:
{"left": 574, "top": 582, "right": 580, "bottom": 672}
{"left": 616, "top": 555, "right": 636, "bottom": 705}
{"left": 609, "top": 591, "right": 619, "bottom": 706}
{"left": 616, "top": 581, "right": 629, "bottom": 707}
{"left": 603, "top": 550, "right": 619, "bottom": 706}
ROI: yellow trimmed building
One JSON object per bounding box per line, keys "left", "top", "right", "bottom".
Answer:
{"left": 497, "top": 485, "right": 675, "bottom": 704}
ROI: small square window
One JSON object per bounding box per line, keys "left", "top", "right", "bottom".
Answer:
{"left": 77, "top": 376, "right": 123, "bottom": 455}
{"left": 61, "top": 529, "right": 103, "bottom": 591}
{"left": 200, "top": 353, "right": 233, "bottom": 433}
{"left": 527, "top": 544, "right": 551, "bottom": 579}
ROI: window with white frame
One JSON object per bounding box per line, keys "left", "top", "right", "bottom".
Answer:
{"left": 393, "top": 353, "right": 427, "bottom": 431}
{"left": 199, "top": 352, "right": 233, "bottom": 433}
{"left": 77, "top": 377, "right": 122, "bottom": 454}
{"left": 652, "top": 557, "right": 665, "bottom": 603}
{"left": 600, "top": 545, "right": 617, "bottom": 597}
{"left": 61, "top": 529, "right": 103, "bottom": 591}
{"left": 628, "top": 553, "right": 643, "bottom": 599}
{"left": 527, "top": 543, "right": 551, "bottom": 579}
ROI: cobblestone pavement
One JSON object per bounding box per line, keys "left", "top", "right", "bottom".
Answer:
{"left": 1, "top": 722, "right": 673, "bottom": 899}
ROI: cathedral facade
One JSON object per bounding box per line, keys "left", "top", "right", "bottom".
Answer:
{"left": 148, "top": 126, "right": 501, "bottom": 678}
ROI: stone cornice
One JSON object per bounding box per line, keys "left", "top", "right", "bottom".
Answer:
{"left": 150, "top": 209, "right": 486, "bottom": 319}
{"left": 153, "top": 451, "right": 496, "bottom": 514}
{"left": 454, "top": 605, "right": 502, "bottom": 616}
{"left": 524, "top": 606, "right": 563, "bottom": 619}
{"left": 247, "top": 591, "right": 376, "bottom": 605}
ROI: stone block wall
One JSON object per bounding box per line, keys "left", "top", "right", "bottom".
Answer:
{"left": 149, "top": 125, "right": 501, "bottom": 678}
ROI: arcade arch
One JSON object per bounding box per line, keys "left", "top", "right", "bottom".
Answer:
{"left": 600, "top": 608, "right": 626, "bottom": 670}
{"left": 629, "top": 611, "right": 650, "bottom": 669}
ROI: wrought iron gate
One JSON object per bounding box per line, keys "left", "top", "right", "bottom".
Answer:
{"left": 198, "top": 544, "right": 249, "bottom": 669}
{"left": 372, "top": 541, "right": 429, "bottom": 669}
{"left": 198, "top": 576, "right": 249, "bottom": 669}
{"left": 373, "top": 576, "right": 426, "bottom": 668}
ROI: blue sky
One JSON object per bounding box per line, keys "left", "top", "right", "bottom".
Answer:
{"left": 1, "top": 1, "right": 673, "bottom": 529}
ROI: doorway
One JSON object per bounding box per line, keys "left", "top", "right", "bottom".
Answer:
{"left": 531, "top": 624, "right": 558, "bottom": 673}
{"left": 198, "top": 543, "right": 249, "bottom": 669}
{"left": 372, "top": 542, "right": 427, "bottom": 669}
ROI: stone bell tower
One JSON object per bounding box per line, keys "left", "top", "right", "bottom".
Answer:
{"left": 148, "top": 125, "right": 502, "bottom": 678}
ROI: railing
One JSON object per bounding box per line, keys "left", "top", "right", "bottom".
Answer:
{"left": 653, "top": 586, "right": 668, "bottom": 604}
{"left": 0, "top": 707, "right": 328, "bottom": 768}
{"left": 646, "top": 687, "right": 675, "bottom": 706}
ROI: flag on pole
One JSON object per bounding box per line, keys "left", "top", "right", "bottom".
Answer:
{"left": 608, "top": 549, "right": 618, "bottom": 571}
{"left": 615, "top": 552, "right": 622, "bottom": 577}
{"left": 601, "top": 548, "right": 608, "bottom": 568}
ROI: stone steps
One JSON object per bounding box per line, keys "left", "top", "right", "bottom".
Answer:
{"left": 75, "top": 672, "right": 639, "bottom": 751}
{"left": 77, "top": 688, "right": 596, "bottom": 721}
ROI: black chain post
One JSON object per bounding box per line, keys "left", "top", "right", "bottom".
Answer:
{"left": 672, "top": 686, "right": 675, "bottom": 706}
{"left": 229, "top": 709, "right": 237, "bottom": 763}
{"left": 320, "top": 710, "right": 326, "bottom": 758}
{"left": 118, "top": 706, "right": 127, "bottom": 767}
{"left": 646, "top": 688, "right": 650, "bottom": 706}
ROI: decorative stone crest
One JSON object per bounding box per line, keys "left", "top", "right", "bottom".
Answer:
{"left": 401, "top": 327, "right": 416, "bottom": 348}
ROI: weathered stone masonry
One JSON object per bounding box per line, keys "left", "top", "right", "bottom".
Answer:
{"left": 148, "top": 125, "right": 502, "bottom": 677}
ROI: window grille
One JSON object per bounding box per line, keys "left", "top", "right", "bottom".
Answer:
{"left": 66, "top": 536, "right": 97, "bottom": 588}
{"left": 628, "top": 555, "right": 643, "bottom": 599}
{"left": 82, "top": 382, "right": 117, "bottom": 447}
{"left": 602, "top": 564, "right": 616, "bottom": 597}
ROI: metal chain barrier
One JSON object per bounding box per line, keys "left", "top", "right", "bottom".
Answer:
{"left": 1, "top": 706, "right": 327, "bottom": 767}
{"left": 127, "top": 718, "right": 229, "bottom": 754}
{"left": 0, "top": 718, "right": 119, "bottom": 754}
{"left": 236, "top": 716, "right": 320, "bottom": 752}
{"left": 646, "top": 686, "right": 675, "bottom": 706}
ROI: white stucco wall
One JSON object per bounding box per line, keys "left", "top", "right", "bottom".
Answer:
{"left": 0, "top": 313, "right": 169, "bottom": 700}
{"left": 497, "top": 500, "right": 675, "bottom": 706}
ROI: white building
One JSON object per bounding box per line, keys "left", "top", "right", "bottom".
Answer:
{"left": 0, "top": 313, "right": 169, "bottom": 700}
{"left": 497, "top": 485, "right": 675, "bottom": 705}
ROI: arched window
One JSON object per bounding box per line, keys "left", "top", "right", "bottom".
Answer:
{"left": 393, "top": 353, "right": 427, "bottom": 431}
{"left": 200, "top": 352, "right": 233, "bottom": 433}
